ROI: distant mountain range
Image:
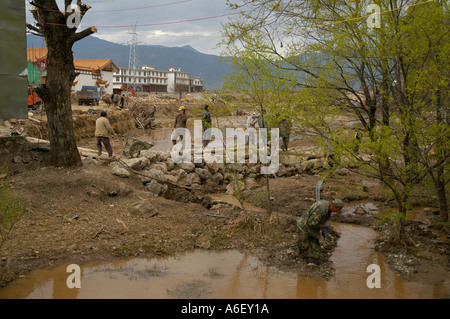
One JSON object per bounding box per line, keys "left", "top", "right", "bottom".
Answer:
{"left": 26, "top": 34, "right": 232, "bottom": 89}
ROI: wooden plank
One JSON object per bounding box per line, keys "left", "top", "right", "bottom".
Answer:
{"left": 26, "top": 137, "right": 109, "bottom": 159}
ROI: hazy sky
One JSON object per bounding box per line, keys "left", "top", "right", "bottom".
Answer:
{"left": 25, "top": 0, "right": 238, "bottom": 55}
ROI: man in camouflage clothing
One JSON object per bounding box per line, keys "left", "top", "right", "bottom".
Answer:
{"left": 297, "top": 199, "right": 344, "bottom": 265}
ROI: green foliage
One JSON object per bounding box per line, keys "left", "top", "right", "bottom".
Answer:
{"left": 220, "top": 0, "right": 449, "bottom": 223}
{"left": 220, "top": 45, "right": 301, "bottom": 130}
{"left": 0, "top": 163, "right": 26, "bottom": 252}
{"left": 374, "top": 208, "right": 407, "bottom": 227}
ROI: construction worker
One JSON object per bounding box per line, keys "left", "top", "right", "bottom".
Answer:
{"left": 172, "top": 105, "right": 188, "bottom": 146}
{"left": 245, "top": 112, "right": 259, "bottom": 144}
{"left": 113, "top": 93, "right": 119, "bottom": 107}
{"left": 246, "top": 112, "right": 259, "bottom": 129}
{"left": 297, "top": 198, "right": 344, "bottom": 266}
{"left": 201, "top": 104, "right": 212, "bottom": 147}
{"left": 120, "top": 95, "right": 125, "bottom": 109}
{"left": 278, "top": 115, "right": 292, "bottom": 152}
{"left": 145, "top": 106, "right": 157, "bottom": 129}
{"left": 353, "top": 125, "right": 362, "bottom": 154}
{"left": 95, "top": 111, "right": 116, "bottom": 157}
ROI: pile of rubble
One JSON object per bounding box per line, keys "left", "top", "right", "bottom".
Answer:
{"left": 107, "top": 149, "right": 329, "bottom": 197}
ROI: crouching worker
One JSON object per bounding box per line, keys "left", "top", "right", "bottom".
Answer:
{"left": 297, "top": 198, "right": 344, "bottom": 266}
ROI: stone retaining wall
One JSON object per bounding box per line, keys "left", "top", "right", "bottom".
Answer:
{"left": 0, "top": 135, "right": 51, "bottom": 175}
{"left": 112, "top": 149, "right": 331, "bottom": 197}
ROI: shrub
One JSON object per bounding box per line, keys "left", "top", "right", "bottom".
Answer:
{"left": 0, "top": 163, "right": 25, "bottom": 252}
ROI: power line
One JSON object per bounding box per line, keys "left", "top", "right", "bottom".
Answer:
{"left": 41, "top": 12, "right": 239, "bottom": 28}
{"left": 89, "top": 0, "right": 193, "bottom": 13}
{"left": 30, "top": 0, "right": 192, "bottom": 13}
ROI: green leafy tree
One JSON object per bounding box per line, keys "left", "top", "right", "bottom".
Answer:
{"left": 221, "top": 0, "right": 449, "bottom": 243}
{"left": 220, "top": 46, "right": 300, "bottom": 217}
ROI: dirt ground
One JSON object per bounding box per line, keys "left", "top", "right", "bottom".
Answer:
{"left": 0, "top": 96, "right": 448, "bottom": 294}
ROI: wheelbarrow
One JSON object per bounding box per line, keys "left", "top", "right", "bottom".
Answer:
{"left": 117, "top": 135, "right": 154, "bottom": 158}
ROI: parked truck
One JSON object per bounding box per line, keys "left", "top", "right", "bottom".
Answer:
{"left": 76, "top": 86, "right": 100, "bottom": 106}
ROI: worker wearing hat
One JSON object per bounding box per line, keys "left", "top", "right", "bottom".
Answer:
{"left": 172, "top": 105, "right": 188, "bottom": 146}
{"left": 297, "top": 198, "right": 344, "bottom": 266}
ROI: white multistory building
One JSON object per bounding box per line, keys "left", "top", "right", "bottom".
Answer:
{"left": 113, "top": 66, "right": 203, "bottom": 94}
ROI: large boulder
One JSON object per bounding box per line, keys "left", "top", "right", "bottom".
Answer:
{"left": 107, "top": 182, "right": 133, "bottom": 197}
{"left": 211, "top": 172, "right": 224, "bottom": 184}
{"left": 143, "top": 168, "right": 165, "bottom": 181}
{"left": 162, "top": 174, "right": 178, "bottom": 184}
{"left": 159, "top": 151, "right": 170, "bottom": 161}
{"left": 165, "top": 158, "right": 175, "bottom": 170}
{"left": 111, "top": 166, "right": 130, "bottom": 178}
{"left": 175, "top": 162, "right": 195, "bottom": 173}
{"left": 140, "top": 150, "right": 160, "bottom": 162}
{"left": 189, "top": 172, "right": 201, "bottom": 184}
{"left": 146, "top": 180, "right": 168, "bottom": 196}
{"left": 130, "top": 201, "right": 158, "bottom": 216}
{"left": 205, "top": 161, "right": 222, "bottom": 174}
{"left": 194, "top": 167, "right": 212, "bottom": 180}
{"left": 190, "top": 183, "right": 202, "bottom": 190}
{"left": 149, "top": 162, "right": 168, "bottom": 173}
{"left": 173, "top": 169, "right": 191, "bottom": 186}
{"left": 122, "top": 157, "right": 150, "bottom": 171}
{"left": 275, "top": 165, "right": 288, "bottom": 177}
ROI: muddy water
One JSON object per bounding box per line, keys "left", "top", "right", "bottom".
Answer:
{"left": 1, "top": 223, "right": 448, "bottom": 299}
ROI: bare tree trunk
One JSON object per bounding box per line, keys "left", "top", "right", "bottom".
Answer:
{"left": 38, "top": 37, "right": 80, "bottom": 167}
{"left": 29, "top": 0, "right": 97, "bottom": 168}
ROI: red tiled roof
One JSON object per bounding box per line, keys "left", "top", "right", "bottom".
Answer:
{"left": 27, "top": 48, "right": 47, "bottom": 62}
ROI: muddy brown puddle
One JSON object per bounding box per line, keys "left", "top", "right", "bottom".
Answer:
{"left": 0, "top": 222, "right": 448, "bottom": 299}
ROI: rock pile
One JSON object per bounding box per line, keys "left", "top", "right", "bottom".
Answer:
{"left": 111, "top": 149, "right": 330, "bottom": 197}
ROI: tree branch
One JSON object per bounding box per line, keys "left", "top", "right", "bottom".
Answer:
{"left": 70, "top": 26, "right": 97, "bottom": 44}
{"left": 27, "top": 31, "right": 44, "bottom": 37}
{"left": 77, "top": 1, "right": 92, "bottom": 20}
{"left": 26, "top": 23, "right": 41, "bottom": 34}
{"left": 29, "top": 1, "right": 47, "bottom": 10}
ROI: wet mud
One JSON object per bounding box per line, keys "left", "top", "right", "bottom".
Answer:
{"left": 1, "top": 223, "right": 447, "bottom": 299}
